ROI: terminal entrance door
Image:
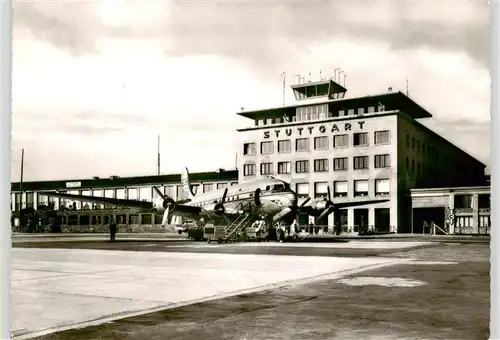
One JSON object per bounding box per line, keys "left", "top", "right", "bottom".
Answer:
{"left": 334, "top": 209, "right": 348, "bottom": 233}
{"left": 412, "top": 207, "right": 445, "bottom": 234}
{"left": 375, "top": 208, "right": 390, "bottom": 232}
{"left": 354, "top": 208, "right": 368, "bottom": 232}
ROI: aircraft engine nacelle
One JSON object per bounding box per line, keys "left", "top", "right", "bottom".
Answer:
{"left": 203, "top": 202, "right": 225, "bottom": 216}
{"left": 308, "top": 199, "right": 334, "bottom": 216}
{"left": 153, "top": 196, "right": 175, "bottom": 214}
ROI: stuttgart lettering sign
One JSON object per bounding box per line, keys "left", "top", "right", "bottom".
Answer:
{"left": 263, "top": 121, "right": 365, "bottom": 139}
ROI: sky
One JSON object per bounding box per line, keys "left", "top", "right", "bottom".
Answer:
{"left": 11, "top": 0, "right": 491, "bottom": 182}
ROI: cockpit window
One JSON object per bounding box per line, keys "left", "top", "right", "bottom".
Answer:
{"left": 272, "top": 183, "right": 290, "bottom": 191}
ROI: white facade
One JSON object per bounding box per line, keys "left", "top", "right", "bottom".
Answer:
{"left": 238, "top": 113, "right": 399, "bottom": 232}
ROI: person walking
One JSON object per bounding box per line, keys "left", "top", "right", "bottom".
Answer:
{"left": 109, "top": 216, "right": 117, "bottom": 242}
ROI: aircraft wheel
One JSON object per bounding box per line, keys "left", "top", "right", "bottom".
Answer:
{"left": 276, "top": 228, "right": 285, "bottom": 243}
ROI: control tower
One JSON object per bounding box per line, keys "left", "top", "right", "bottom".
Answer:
{"left": 290, "top": 78, "right": 347, "bottom": 101}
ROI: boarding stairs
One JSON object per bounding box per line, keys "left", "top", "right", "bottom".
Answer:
{"left": 222, "top": 202, "right": 255, "bottom": 241}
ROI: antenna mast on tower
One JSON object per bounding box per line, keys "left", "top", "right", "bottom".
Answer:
{"left": 281, "top": 72, "right": 286, "bottom": 106}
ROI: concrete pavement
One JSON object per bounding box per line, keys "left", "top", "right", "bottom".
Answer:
{"left": 10, "top": 247, "right": 408, "bottom": 339}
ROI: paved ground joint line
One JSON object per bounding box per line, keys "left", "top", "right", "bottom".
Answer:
{"left": 12, "top": 258, "right": 409, "bottom": 340}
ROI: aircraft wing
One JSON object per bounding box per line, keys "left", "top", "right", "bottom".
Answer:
{"left": 40, "top": 191, "right": 154, "bottom": 211}
{"left": 332, "top": 198, "right": 390, "bottom": 209}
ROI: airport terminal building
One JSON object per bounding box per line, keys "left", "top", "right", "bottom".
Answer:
{"left": 10, "top": 77, "right": 489, "bottom": 235}
{"left": 236, "top": 79, "right": 487, "bottom": 233}
{"left": 10, "top": 170, "right": 238, "bottom": 230}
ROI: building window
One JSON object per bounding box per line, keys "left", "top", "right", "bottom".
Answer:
{"left": 416, "top": 140, "right": 420, "bottom": 152}
{"left": 348, "top": 109, "right": 355, "bottom": 115}
{"left": 374, "top": 154, "right": 390, "bottom": 168}
{"left": 295, "top": 160, "right": 309, "bottom": 173}
{"left": 357, "top": 107, "right": 365, "bottom": 115}
{"left": 203, "top": 184, "right": 214, "bottom": 193}
{"left": 314, "top": 159, "right": 328, "bottom": 172}
{"left": 243, "top": 164, "right": 256, "bottom": 176}
{"left": 412, "top": 137, "right": 415, "bottom": 150}
{"left": 243, "top": 143, "right": 256, "bottom": 156}
{"left": 260, "top": 162, "right": 273, "bottom": 175}
{"left": 314, "top": 182, "right": 329, "bottom": 198}
{"left": 406, "top": 135, "right": 410, "bottom": 148}
{"left": 296, "top": 183, "right": 309, "bottom": 198}
{"left": 260, "top": 141, "right": 274, "bottom": 154}
{"left": 422, "top": 144, "right": 426, "bottom": 156}
{"left": 478, "top": 194, "right": 490, "bottom": 209}
{"left": 334, "top": 181, "right": 348, "bottom": 197}
{"left": 25, "top": 192, "right": 34, "bottom": 209}
{"left": 374, "top": 130, "right": 390, "bottom": 144}
{"left": 278, "top": 140, "right": 291, "bottom": 153}
{"left": 277, "top": 161, "right": 291, "bottom": 174}
{"left": 354, "top": 156, "right": 369, "bottom": 170}
{"left": 334, "top": 157, "right": 348, "bottom": 171}
{"left": 454, "top": 194, "right": 473, "bottom": 209}
{"left": 314, "top": 136, "right": 328, "bottom": 150}
{"left": 353, "top": 132, "right": 368, "bottom": 146}
{"left": 296, "top": 138, "right": 310, "bottom": 151}
{"left": 354, "top": 180, "right": 369, "bottom": 197}
{"left": 333, "top": 134, "right": 349, "bottom": 148}
{"left": 375, "top": 178, "right": 390, "bottom": 196}
{"left": 216, "top": 183, "right": 227, "bottom": 190}
{"left": 367, "top": 106, "right": 375, "bottom": 113}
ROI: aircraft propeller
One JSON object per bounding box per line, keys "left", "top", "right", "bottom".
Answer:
{"left": 152, "top": 186, "right": 175, "bottom": 226}
{"left": 317, "top": 186, "right": 335, "bottom": 220}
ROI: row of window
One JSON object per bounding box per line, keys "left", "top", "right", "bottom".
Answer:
{"left": 255, "top": 103, "right": 387, "bottom": 126}
{"left": 295, "top": 178, "right": 391, "bottom": 199}
{"left": 11, "top": 181, "right": 239, "bottom": 211}
{"left": 243, "top": 130, "right": 391, "bottom": 155}
{"left": 243, "top": 154, "right": 391, "bottom": 176}
{"left": 406, "top": 134, "right": 439, "bottom": 160}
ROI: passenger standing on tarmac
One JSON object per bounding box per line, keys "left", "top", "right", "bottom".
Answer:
{"left": 109, "top": 216, "right": 117, "bottom": 242}
{"left": 291, "top": 219, "right": 299, "bottom": 235}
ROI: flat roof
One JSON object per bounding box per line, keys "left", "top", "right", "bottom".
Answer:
{"left": 11, "top": 170, "right": 239, "bottom": 192}
{"left": 236, "top": 91, "right": 433, "bottom": 121}
{"left": 410, "top": 185, "right": 490, "bottom": 194}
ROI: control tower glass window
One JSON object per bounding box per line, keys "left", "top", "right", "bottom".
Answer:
{"left": 314, "top": 136, "right": 328, "bottom": 150}
{"left": 260, "top": 162, "right": 273, "bottom": 175}
{"left": 333, "top": 134, "right": 349, "bottom": 148}
{"left": 243, "top": 143, "right": 256, "bottom": 156}
{"left": 243, "top": 164, "right": 256, "bottom": 176}
{"left": 296, "top": 138, "right": 310, "bottom": 151}
{"left": 260, "top": 141, "right": 274, "bottom": 154}
{"left": 353, "top": 133, "right": 369, "bottom": 147}
{"left": 374, "top": 130, "right": 390, "bottom": 145}
{"left": 278, "top": 140, "right": 291, "bottom": 153}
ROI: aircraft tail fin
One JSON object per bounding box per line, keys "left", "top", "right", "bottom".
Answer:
{"left": 181, "top": 167, "right": 196, "bottom": 199}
